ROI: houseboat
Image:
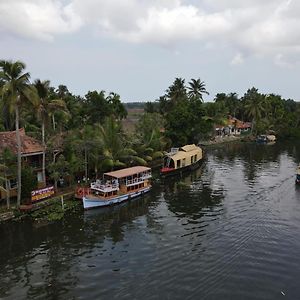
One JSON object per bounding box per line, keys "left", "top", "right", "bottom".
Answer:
{"left": 256, "top": 134, "right": 276, "bottom": 144}
{"left": 160, "top": 144, "right": 203, "bottom": 176}
{"left": 296, "top": 165, "right": 300, "bottom": 185}
{"left": 76, "top": 166, "right": 152, "bottom": 209}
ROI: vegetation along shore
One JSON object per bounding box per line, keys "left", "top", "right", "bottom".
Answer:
{"left": 1, "top": 59, "right": 300, "bottom": 220}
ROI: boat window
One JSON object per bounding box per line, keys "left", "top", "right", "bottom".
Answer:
{"left": 177, "top": 159, "right": 181, "bottom": 168}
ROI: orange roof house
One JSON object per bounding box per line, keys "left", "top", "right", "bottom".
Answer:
{"left": 0, "top": 129, "right": 46, "bottom": 199}
{"left": 0, "top": 128, "right": 44, "bottom": 156}
{"left": 215, "top": 116, "right": 251, "bottom": 136}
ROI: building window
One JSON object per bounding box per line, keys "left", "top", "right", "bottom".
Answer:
{"left": 37, "top": 172, "right": 44, "bottom": 182}
{"left": 177, "top": 160, "right": 181, "bottom": 168}
{"left": 182, "top": 158, "right": 186, "bottom": 167}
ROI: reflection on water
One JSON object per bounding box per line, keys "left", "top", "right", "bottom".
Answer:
{"left": 1, "top": 141, "right": 300, "bottom": 299}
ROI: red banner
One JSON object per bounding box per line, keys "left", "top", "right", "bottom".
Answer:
{"left": 31, "top": 186, "right": 55, "bottom": 202}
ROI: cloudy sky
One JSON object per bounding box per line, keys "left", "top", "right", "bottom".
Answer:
{"left": 1, "top": 0, "right": 300, "bottom": 102}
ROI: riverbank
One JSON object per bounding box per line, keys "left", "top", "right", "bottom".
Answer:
{"left": 0, "top": 189, "right": 79, "bottom": 223}
{"left": 0, "top": 136, "right": 253, "bottom": 224}
{"left": 199, "top": 134, "right": 254, "bottom": 146}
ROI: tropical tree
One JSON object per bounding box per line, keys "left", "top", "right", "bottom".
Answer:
{"left": 34, "top": 79, "right": 69, "bottom": 184}
{"left": 166, "top": 77, "right": 187, "bottom": 103}
{"left": 98, "top": 116, "right": 146, "bottom": 170}
{"left": 84, "top": 90, "right": 109, "bottom": 124}
{"left": 69, "top": 125, "right": 99, "bottom": 179}
{"left": 48, "top": 154, "right": 69, "bottom": 191}
{"left": 107, "top": 92, "right": 127, "bottom": 119}
{"left": 0, "top": 60, "right": 37, "bottom": 206}
{"left": 243, "top": 88, "right": 264, "bottom": 134}
{"left": 188, "top": 78, "right": 209, "bottom": 101}
{"left": 0, "top": 148, "right": 16, "bottom": 209}
{"left": 134, "top": 113, "right": 165, "bottom": 162}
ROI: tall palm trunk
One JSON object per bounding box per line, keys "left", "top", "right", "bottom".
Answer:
{"left": 15, "top": 105, "right": 22, "bottom": 207}
{"left": 52, "top": 114, "right": 56, "bottom": 131}
{"left": 84, "top": 147, "right": 88, "bottom": 179}
{"left": 5, "top": 179, "right": 10, "bottom": 209}
{"left": 41, "top": 120, "right": 46, "bottom": 186}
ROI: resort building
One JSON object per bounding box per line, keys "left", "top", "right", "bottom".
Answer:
{"left": 215, "top": 116, "right": 251, "bottom": 136}
{"left": 0, "top": 129, "right": 45, "bottom": 200}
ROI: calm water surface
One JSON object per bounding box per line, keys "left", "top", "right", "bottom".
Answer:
{"left": 1, "top": 142, "right": 300, "bottom": 300}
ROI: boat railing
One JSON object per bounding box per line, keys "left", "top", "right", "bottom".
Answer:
{"left": 141, "top": 173, "right": 152, "bottom": 180}
{"left": 126, "top": 175, "right": 151, "bottom": 186}
{"left": 91, "top": 180, "right": 119, "bottom": 192}
{"left": 170, "top": 147, "right": 179, "bottom": 153}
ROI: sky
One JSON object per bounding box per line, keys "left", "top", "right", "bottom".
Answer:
{"left": 1, "top": 0, "right": 300, "bottom": 102}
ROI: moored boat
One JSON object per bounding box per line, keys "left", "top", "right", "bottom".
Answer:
{"left": 256, "top": 134, "right": 276, "bottom": 144}
{"left": 160, "top": 144, "right": 203, "bottom": 176}
{"left": 296, "top": 165, "right": 300, "bottom": 185}
{"left": 76, "top": 166, "right": 152, "bottom": 209}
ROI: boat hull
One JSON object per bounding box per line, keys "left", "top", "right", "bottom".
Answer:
{"left": 160, "top": 159, "right": 203, "bottom": 177}
{"left": 82, "top": 186, "right": 151, "bottom": 209}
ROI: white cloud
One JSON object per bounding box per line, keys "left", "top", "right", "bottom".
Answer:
{"left": 231, "top": 53, "right": 244, "bottom": 65}
{"left": 0, "top": 0, "right": 82, "bottom": 41}
{"left": 1, "top": 0, "right": 300, "bottom": 66}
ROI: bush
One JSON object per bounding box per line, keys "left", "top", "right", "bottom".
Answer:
{"left": 21, "top": 168, "right": 37, "bottom": 203}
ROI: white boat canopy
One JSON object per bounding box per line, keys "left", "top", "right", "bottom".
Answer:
{"left": 104, "top": 166, "right": 151, "bottom": 179}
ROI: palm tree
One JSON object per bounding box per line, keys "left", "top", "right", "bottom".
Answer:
{"left": 0, "top": 60, "right": 37, "bottom": 206}
{"left": 243, "top": 88, "right": 264, "bottom": 134}
{"left": 34, "top": 79, "right": 69, "bottom": 184}
{"left": 98, "top": 117, "right": 146, "bottom": 171}
{"left": 188, "top": 78, "right": 209, "bottom": 102}
{"left": 166, "top": 77, "right": 187, "bottom": 103}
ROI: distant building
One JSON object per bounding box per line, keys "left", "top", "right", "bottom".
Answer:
{"left": 0, "top": 129, "right": 45, "bottom": 200}
{"left": 215, "top": 116, "right": 251, "bottom": 136}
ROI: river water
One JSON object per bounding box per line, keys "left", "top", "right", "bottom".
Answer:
{"left": 1, "top": 142, "right": 300, "bottom": 300}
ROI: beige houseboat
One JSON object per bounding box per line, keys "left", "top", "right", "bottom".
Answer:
{"left": 160, "top": 144, "right": 203, "bottom": 176}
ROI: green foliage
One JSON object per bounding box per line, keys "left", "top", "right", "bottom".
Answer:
{"left": 187, "top": 78, "right": 209, "bottom": 101}
{"left": 48, "top": 155, "right": 69, "bottom": 189}
{"left": 84, "top": 90, "right": 127, "bottom": 125}
{"left": 21, "top": 168, "right": 37, "bottom": 201}
{"left": 3, "top": 57, "right": 300, "bottom": 187}
{"left": 161, "top": 78, "right": 211, "bottom": 145}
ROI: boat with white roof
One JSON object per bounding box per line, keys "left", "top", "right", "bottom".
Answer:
{"left": 76, "top": 166, "right": 152, "bottom": 209}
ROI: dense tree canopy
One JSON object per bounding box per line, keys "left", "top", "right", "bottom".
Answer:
{"left": 1, "top": 58, "right": 300, "bottom": 201}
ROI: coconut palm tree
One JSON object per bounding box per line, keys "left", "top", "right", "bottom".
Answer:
{"left": 34, "top": 79, "right": 69, "bottom": 184}
{"left": 166, "top": 77, "right": 187, "bottom": 103}
{"left": 0, "top": 60, "right": 37, "bottom": 206}
{"left": 243, "top": 88, "right": 264, "bottom": 134}
{"left": 188, "top": 78, "right": 209, "bottom": 102}
{"left": 98, "top": 116, "right": 146, "bottom": 171}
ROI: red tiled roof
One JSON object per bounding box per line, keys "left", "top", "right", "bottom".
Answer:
{"left": 0, "top": 128, "right": 44, "bottom": 155}
{"left": 237, "top": 122, "right": 251, "bottom": 129}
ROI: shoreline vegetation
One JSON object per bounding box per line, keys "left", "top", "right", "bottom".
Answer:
{"left": 1, "top": 59, "right": 300, "bottom": 223}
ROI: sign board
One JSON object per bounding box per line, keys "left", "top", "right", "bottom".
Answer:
{"left": 31, "top": 186, "right": 55, "bottom": 202}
